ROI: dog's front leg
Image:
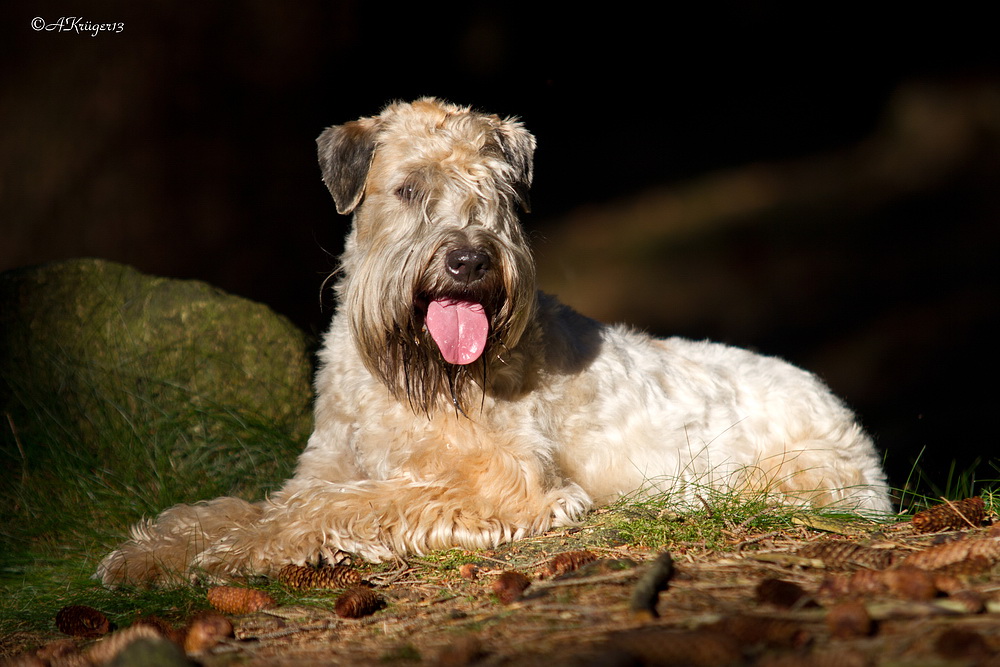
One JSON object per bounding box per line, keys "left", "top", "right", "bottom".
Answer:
{"left": 194, "top": 457, "right": 592, "bottom": 576}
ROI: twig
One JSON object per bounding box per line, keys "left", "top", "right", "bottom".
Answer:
{"left": 732, "top": 531, "right": 784, "bottom": 550}
{"left": 474, "top": 554, "right": 519, "bottom": 568}
{"left": 728, "top": 505, "right": 782, "bottom": 533}
{"left": 629, "top": 552, "right": 675, "bottom": 620}
{"left": 746, "top": 552, "right": 826, "bottom": 568}
{"left": 530, "top": 568, "right": 638, "bottom": 591}
{"left": 366, "top": 560, "right": 412, "bottom": 586}
{"left": 251, "top": 621, "right": 336, "bottom": 641}
{"left": 695, "top": 494, "right": 713, "bottom": 518}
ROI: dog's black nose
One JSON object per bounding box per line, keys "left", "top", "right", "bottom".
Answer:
{"left": 445, "top": 249, "right": 491, "bottom": 283}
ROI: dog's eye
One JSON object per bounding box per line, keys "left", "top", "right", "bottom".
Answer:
{"left": 395, "top": 183, "right": 418, "bottom": 203}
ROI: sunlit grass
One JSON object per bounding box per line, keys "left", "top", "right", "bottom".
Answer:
{"left": 588, "top": 476, "right": 897, "bottom": 554}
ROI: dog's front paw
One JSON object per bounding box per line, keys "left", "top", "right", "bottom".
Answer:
{"left": 191, "top": 538, "right": 274, "bottom": 579}
{"left": 96, "top": 546, "right": 142, "bottom": 587}
{"left": 546, "top": 483, "right": 593, "bottom": 528}
{"left": 190, "top": 517, "right": 396, "bottom": 577}
{"left": 97, "top": 542, "right": 195, "bottom": 587}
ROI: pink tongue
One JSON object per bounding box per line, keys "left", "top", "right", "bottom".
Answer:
{"left": 425, "top": 298, "right": 489, "bottom": 365}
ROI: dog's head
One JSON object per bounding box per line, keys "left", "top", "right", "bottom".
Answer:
{"left": 316, "top": 98, "right": 538, "bottom": 414}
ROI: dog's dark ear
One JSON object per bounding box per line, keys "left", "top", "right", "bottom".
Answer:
{"left": 493, "top": 119, "right": 536, "bottom": 213}
{"left": 316, "top": 117, "right": 380, "bottom": 215}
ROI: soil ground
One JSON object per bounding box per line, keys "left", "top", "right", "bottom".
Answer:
{"left": 5, "top": 510, "right": 1000, "bottom": 666}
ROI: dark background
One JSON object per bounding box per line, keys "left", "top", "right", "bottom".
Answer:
{"left": 2, "top": 3, "right": 998, "bottom": 497}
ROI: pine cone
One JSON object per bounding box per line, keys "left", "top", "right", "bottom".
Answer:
{"left": 83, "top": 625, "right": 162, "bottom": 665}
{"left": 709, "top": 615, "right": 810, "bottom": 648}
{"left": 55, "top": 605, "right": 111, "bottom": 637}
{"left": 492, "top": 571, "right": 531, "bottom": 604}
{"left": 755, "top": 578, "right": 811, "bottom": 608}
{"left": 823, "top": 566, "right": 940, "bottom": 600}
{"left": 334, "top": 586, "right": 385, "bottom": 618}
{"left": 797, "top": 541, "right": 896, "bottom": 569}
{"left": 902, "top": 535, "right": 1000, "bottom": 571}
{"left": 912, "top": 497, "right": 986, "bottom": 533}
{"left": 826, "top": 601, "right": 873, "bottom": 639}
{"left": 932, "top": 554, "right": 993, "bottom": 576}
{"left": 184, "top": 612, "right": 234, "bottom": 654}
{"left": 883, "top": 567, "right": 938, "bottom": 600}
{"left": 844, "top": 569, "right": 889, "bottom": 596}
{"left": 277, "top": 563, "right": 363, "bottom": 590}
{"left": 458, "top": 563, "right": 480, "bottom": 579}
{"left": 206, "top": 586, "right": 276, "bottom": 615}
{"left": 547, "top": 550, "right": 598, "bottom": 577}
{"left": 604, "top": 628, "right": 742, "bottom": 666}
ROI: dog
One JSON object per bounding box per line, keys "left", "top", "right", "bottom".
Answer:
{"left": 98, "top": 98, "right": 891, "bottom": 585}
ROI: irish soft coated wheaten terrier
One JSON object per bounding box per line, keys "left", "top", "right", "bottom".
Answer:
{"left": 98, "top": 98, "right": 891, "bottom": 585}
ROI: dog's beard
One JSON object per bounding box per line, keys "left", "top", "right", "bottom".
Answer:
{"left": 345, "top": 272, "right": 535, "bottom": 416}
{"left": 379, "top": 298, "right": 500, "bottom": 416}
{"left": 348, "top": 272, "right": 532, "bottom": 415}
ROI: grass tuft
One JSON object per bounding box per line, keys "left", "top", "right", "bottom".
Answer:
{"left": 591, "top": 480, "right": 880, "bottom": 552}
{"left": 894, "top": 448, "right": 1000, "bottom": 513}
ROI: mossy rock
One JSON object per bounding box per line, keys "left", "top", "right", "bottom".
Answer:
{"left": 0, "top": 259, "right": 315, "bottom": 536}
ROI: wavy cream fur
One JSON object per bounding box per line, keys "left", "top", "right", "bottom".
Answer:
{"left": 98, "top": 98, "right": 890, "bottom": 586}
